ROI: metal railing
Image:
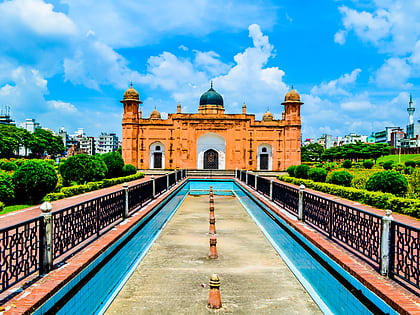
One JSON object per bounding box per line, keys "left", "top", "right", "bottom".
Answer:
{"left": 0, "top": 170, "right": 185, "bottom": 293}
{"left": 236, "top": 170, "right": 420, "bottom": 290}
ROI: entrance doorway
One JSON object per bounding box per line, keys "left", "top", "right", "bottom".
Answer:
{"left": 260, "top": 154, "right": 269, "bottom": 170}
{"left": 204, "top": 149, "right": 218, "bottom": 169}
{"left": 153, "top": 152, "right": 162, "bottom": 168}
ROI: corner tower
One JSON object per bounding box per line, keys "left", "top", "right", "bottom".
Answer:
{"left": 121, "top": 84, "right": 142, "bottom": 168}
{"left": 281, "top": 88, "right": 303, "bottom": 169}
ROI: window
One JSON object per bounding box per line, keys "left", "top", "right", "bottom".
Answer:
{"left": 262, "top": 147, "right": 267, "bottom": 153}
{"left": 156, "top": 145, "right": 161, "bottom": 151}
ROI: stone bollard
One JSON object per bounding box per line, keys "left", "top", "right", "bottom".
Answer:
{"left": 122, "top": 182, "right": 129, "bottom": 218}
{"left": 40, "top": 202, "right": 53, "bottom": 274}
{"left": 298, "top": 184, "right": 305, "bottom": 221}
{"left": 151, "top": 175, "right": 156, "bottom": 198}
{"left": 208, "top": 274, "right": 222, "bottom": 309}
{"left": 380, "top": 210, "right": 393, "bottom": 276}
{"left": 208, "top": 235, "right": 218, "bottom": 259}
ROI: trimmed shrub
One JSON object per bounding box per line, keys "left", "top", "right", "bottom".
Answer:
{"left": 12, "top": 160, "right": 58, "bottom": 204}
{"left": 382, "top": 160, "right": 394, "bottom": 170}
{"left": 363, "top": 160, "right": 374, "bottom": 169}
{"left": 0, "top": 201, "right": 4, "bottom": 212}
{"left": 122, "top": 164, "right": 137, "bottom": 176}
{"left": 99, "top": 151, "right": 125, "bottom": 178}
{"left": 294, "top": 164, "right": 310, "bottom": 179}
{"left": 342, "top": 160, "right": 352, "bottom": 169}
{"left": 0, "top": 160, "right": 17, "bottom": 172}
{"left": 286, "top": 165, "right": 297, "bottom": 177}
{"left": 0, "top": 172, "right": 14, "bottom": 205}
{"left": 327, "top": 170, "right": 353, "bottom": 187}
{"left": 43, "top": 172, "right": 145, "bottom": 202}
{"left": 308, "top": 167, "right": 327, "bottom": 182}
{"left": 405, "top": 160, "right": 416, "bottom": 168}
{"left": 277, "top": 175, "right": 420, "bottom": 218}
{"left": 365, "top": 171, "right": 408, "bottom": 196}
{"left": 59, "top": 154, "right": 108, "bottom": 185}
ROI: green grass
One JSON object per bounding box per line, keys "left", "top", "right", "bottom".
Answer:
{"left": 0, "top": 204, "right": 32, "bottom": 215}
{"left": 377, "top": 154, "right": 420, "bottom": 164}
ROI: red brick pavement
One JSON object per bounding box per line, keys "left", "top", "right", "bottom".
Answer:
{"left": 0, "top": 176, "right": 152, "bottom": 229}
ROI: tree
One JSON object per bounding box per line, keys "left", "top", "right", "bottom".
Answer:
{"left": 301, "top": 143, "right": 324, "bottom": 162}
{"left": 28, "top": 129, "right": 65, "bottom": 157}
{"left": 99, "top": 151, "right": 125, "bottom": 178}
{"left": 59, "top": 154, "right": 108, "bottom": 185}
{"left": 12, "top": 160, "right": 58, "bottom": 204}
{"left": 0, "top": 124, "right": 31, "bottom": 158}
{"left": 0, "top": 171, "right": 15, "bottom": 205}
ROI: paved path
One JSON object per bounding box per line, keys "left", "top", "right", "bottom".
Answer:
{"left": 105, "top": 194, "right": 321, "bottom": 314}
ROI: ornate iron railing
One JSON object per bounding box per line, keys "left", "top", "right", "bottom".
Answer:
{"left": 236, "top": 169, "right": 420, "bottom": 290}
{"left": 247, "top": 173, "right": 255, "bottom": 188}
{"left": 0, "top": 171, "right": 185, "bottom": 293}
{"left": 0, "top": 217, "right": 41, "bottom": 292}
{"left": 257, "top": 176, "right": 270, "bottom": 197}
{"left": 155, "top": 175, "right": 168, "bottom": 196}
{"left": 169, "top": 172, "right": 176, "bottom": 187}
{"left": 272, "top": 181, "right": 299, "bottom": 215}
{"left": 128, "top": 181, "right": 153, "bottom": 212}
{"left": 305, "top": 192, "right": 381, "bottom": 265}
{"left": 390, "top": 221, "right": 420, "bottom": 288}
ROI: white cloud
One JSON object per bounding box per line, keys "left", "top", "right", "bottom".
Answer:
{"left": 61, "top": 0, "right": 278, "bottom": 48}
{"left": 0, "top": 0, "right": 77, "bottom": 37}
{"left": 47, "top": 100, "right": 77, "bottom": 112}
{"left": 341, "top": 100, "right": 372, "bottom": 111}
{"left": 373, "top": 57, "right": 412, "bottom": 88}
{"left": 336, "top": 6, "right": 391, "bottom": 46}
{"left": 311, "top": 69, "right": 361, "bottom": 96}
{"left": 335, "top": 1, "right": 420, "bottom": 88}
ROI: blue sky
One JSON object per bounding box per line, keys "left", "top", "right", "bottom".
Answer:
{"left": 0, "top": 0, "right": 419, "bottom": 140}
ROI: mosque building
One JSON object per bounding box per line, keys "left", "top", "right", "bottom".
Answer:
{"left": 121, "top": 84, "right": 303, "bottom": 171}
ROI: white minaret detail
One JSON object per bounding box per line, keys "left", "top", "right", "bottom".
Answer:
{"left": 407, "top": 95, "right": 415, "bottom": 125}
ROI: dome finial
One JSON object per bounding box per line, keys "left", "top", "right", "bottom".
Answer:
{"left": 211, "top": 81, "right": 213, "bottom": 89}
{"left": 130, "top": 81, "right": 133, "bottom": 87}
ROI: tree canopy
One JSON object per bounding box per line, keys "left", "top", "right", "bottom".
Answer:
{"left": 0, "top": 124, "right": 65, "bottom": 158}
{"left": 320, "top": 142, "right": 390, "bottom": 161}
{"left": 301, "top": 143, "right": 324, "bottom": 162}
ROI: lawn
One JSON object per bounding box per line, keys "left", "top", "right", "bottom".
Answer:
{"left": 377, "top": 154, "right": 420, "bottom": 164}
{"left": 0, "top": 204, "right": 32, "bottom": 216}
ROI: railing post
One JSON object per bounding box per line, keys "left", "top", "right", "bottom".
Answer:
{"left": 255, "top": 174, "right": 258, "bottom": 191}
{"left": 235, "top": 168, "right": 238, "bottom": 178}
{"left": 380, "top": 210, "right": 393, "bottom": 276}
{"left": 298, "top": 184, "right": 305, "bottom": 221}
{"left": 245, "top": 170, "right": 248, "bottom": 185}
{"left": 40, "top": 202, "right": 53, "bottom": 274}
{"left": 122, "top": 183, "right": 129, "bottom": 218}
{"left": 269, "top": 179, "right": 273, "bottom": 201}
{"left": 151, "top": 175, "right": 156, "bottom": 198}
{"left": 166, "top": 172, "right": 169, "bottom": 190}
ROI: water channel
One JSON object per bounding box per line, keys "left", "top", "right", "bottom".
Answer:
{"left": 34, "top": 179, "right": 397, "bottom": 314}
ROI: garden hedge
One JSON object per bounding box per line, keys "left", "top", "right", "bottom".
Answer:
{"left": 277, "top": 175, "right": 420, "bottom": 218}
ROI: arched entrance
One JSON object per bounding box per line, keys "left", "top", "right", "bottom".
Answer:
{"left": 258, "top": 144, "right": 272, "bottom": 170}
{"left": 149, "top": 142, "right": 164, "bottom": 169}
{"left": 197, "top": 133, "right": 225, "bottom": 169}
{"left": 204, "top": 149, "right": 219, "bottom": 169}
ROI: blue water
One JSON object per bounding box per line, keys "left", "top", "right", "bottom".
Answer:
{"left": 34, "top": 179, "right": 396, "bottom": 315}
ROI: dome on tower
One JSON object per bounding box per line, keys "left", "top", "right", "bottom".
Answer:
{"left": 123, "top": 85, "right": 140, "bottom": 101}
{"left": 284, "top": 88, "right": 300, "bottom": 102}
{"left": 262, "top": 110, "right": 274, "bottom": 121}
{"left": 150, "top": 108, "right": 161, "bottom": 119}
{"left": 199, "top": 86, "right": 224, "bottom": 106}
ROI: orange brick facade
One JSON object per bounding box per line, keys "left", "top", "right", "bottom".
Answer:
{"left": 121, "top": 85, "right": 302, "bottom": 171}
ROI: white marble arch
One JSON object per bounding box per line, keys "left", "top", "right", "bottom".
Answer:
{"left": 257, "top": 143, "right": 273, "bottom": 170}
{"left": 197, "top": 133, "right": 226, "bottom": 169}
{"left": 149, "top": 141, "right": 165, "bottom": 169}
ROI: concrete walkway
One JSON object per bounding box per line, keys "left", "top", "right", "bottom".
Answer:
{"left": 105, "top": 194, "right": 321, "bottom": 314}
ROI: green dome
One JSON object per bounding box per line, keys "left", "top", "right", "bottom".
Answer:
{"left": 199, "top": 87, "right": 224, "bottom": 106}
